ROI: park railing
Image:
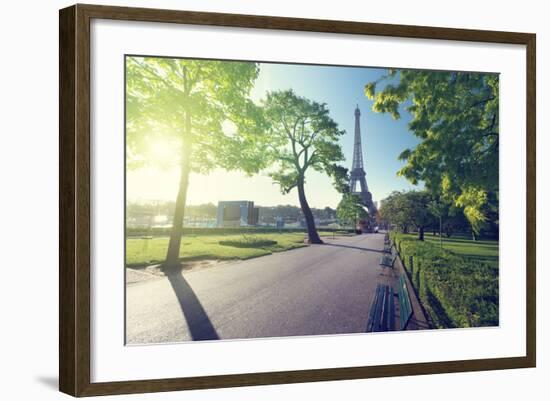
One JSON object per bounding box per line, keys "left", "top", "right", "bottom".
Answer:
{"left": 389, "top": 231, "right": 499, "bottom": 329}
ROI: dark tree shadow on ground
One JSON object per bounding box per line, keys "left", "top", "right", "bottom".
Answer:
{"left": 425, "top": 287, "right": 455, "bottom": 328}
{"left": 167, "top": 272, "right": 219, "bottom": 341}
{"left": 322, "top": 243, "right": 383, "bottom": 254}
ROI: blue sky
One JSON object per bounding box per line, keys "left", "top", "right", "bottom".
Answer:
{"left": 250, "top": 62, "right": 421, "bottom": 206}
{"left": 127, "top": 61, "right": 422, "bottom": 209}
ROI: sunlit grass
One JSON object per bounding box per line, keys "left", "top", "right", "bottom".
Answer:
{"left": 126, "top": 231, "right": 351, "bottom": 266}
{"left": 400, "top": 233, "right": 499, "bottom": 267}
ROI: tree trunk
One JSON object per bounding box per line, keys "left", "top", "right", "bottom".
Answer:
{"left": 439, "top": 216, "right": 442, "bottom": 248}
{"left": 163, "top": 114, "right": 192, "bottom": 270}
{"left": 418, "top": 226, "right": 425, "bottom": 241}
{"left": 297, "top": 175, "right": 323, "bottom": 244}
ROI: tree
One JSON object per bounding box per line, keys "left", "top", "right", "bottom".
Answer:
{"left": 404, "top": 191, "right": 432, "bottom": 241}
{"left": 428, "top": 199, "right": 446, "bottom": 248}
{"left": 126, "top": 57, "right": 267, "bottom": 269}
{"left": 365, "top": 70, "right": 499, "bottom": 238}
{"left": 379, "top": 191, "right": 410, "bottom": 233}
{"left": 337, "top": 193, "right": 368, "bottom": 229}
{"left": 263, "top": 90, "right": 345, "bottom": 244}
{"left": 379, "top": 190, "right": 433, "bottom": 240}
{"left": 455, "top": 187, "right": 488, "bottom": 240}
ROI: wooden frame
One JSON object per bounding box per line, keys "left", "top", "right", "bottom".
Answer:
{"left": 59, "top": 3, "right": 536, "bottom": 397}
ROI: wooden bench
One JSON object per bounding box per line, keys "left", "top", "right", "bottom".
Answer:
{"left": 366, "top": 284, "right": 395, "bottom": 332}
{"left": 380, "top": 245, "right": 397, "bottom": 267}
{"left": 398, "top": 274, "right": 413, "bottom": 330}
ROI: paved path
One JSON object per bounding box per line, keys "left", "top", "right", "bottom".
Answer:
{"left": 126, "top": 233, "right": 406, "bottom": 344}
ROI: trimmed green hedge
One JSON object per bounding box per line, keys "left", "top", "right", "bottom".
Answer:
{"left": 390, "top": 231, "right": 498, "bottom": 328}
{"left": 219, "top": 238, "right": 278, "bottom": 248}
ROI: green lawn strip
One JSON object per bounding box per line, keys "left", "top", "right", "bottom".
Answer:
{"left": 125, "top": 232, "right": 318, "bottom": 267}
{"left": 391, "top": 231, "right": 499, "bottom": 329}
{"left": 399, "top": 233, "right": 499, "bottom": 268}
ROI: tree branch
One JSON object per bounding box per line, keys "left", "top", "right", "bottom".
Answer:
{"left": 470, "top": 96, "right": 495, "bottom": 108}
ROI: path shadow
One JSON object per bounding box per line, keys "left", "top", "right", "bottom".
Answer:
{"left": 408, "top": 316, "right": 432, "bottom": 330}
{"left": 425, "top": 287, "right": 454, "bottom": 328}
{"left": 167, "top": 273, "right": 219, "bottom": 341}
{"left": 323, "top": 242, "right": 383, "bottom": 254}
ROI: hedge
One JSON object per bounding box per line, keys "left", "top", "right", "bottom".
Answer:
{"left": 390, "top": 231, "right": 498, "bottom": 328}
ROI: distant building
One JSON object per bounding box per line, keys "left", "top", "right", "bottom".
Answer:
{"left": 275, "top": 217, "right": 285, "bottom": 229}
{"left": 217, "top": 201, "right": 259, "bottom": 227}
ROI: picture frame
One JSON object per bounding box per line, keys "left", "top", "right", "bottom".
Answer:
{"left": 59, "top": 3, "right": 536, "bottom": 397}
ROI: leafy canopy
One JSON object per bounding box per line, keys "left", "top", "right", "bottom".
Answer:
{"left": 126, "top": 57, "right": 268, "bottom": 174}
{"left": 262, "top": 90, "right": 346, "bottom": 193}
{"left": 337, "top": 193, "right": 368, "bottom": 226}
{"left": 380, "top": 190, "right": 433, "bottom": 233}
{"left": 366, "top": 70, "right": 499, "bottom": 232}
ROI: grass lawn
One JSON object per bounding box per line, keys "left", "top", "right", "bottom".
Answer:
{"left": 126, "top": 231, "right": 345, "bottom": 267}
{"left": 400, "top": 233, "right": 499, "bottom": 268}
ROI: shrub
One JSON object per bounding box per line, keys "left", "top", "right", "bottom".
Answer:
{"left": 219, "top": 237, "right": 278, "bottom": 248}
{"left": 390, "top": 231, "right": 498, "bottom": 328}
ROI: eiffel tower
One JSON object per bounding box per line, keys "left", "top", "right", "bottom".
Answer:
{"left": 350, "top": 105, "right": 376, "bottom": 215}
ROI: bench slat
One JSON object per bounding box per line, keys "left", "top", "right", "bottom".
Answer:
{"left": 372, "top": 285, "right": 385, "bottom": 332}
{"left": 386, "top": 286, "right": 395, "bottom": 331}
{"left": 367, "top": 284, "right": 395, "bottom": 333}
{"left": 380, "top": 253, "right": 397, "bottom": 267}
{"left": 366, "top": 284, "right": 382, "bottom": 332}
{"left": 398, "top": 275, "right": 413, "bottom": 330}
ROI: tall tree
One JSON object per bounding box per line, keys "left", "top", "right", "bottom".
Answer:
{"left": 365, "top": 70, "right": 499, "bottom": 237}
{"left": 379, "top": 191, "right": 410, "bottom": 233}
{"left": 263, "top": 90, "right": 345, "bottom": 244}
{"left": 380, "top": 190, "right": 433, "bottom": 240}
{"left": 428, "top": 199, "right": 446, "bottom": 247}
{"left": 126, "top": 57, "right": 267, "bottom": 269}
{"left": 337, "top": 193, "right": 368, "bottom": 229}
{"left": 406, "top": 191, "right": 432, "bottom": 241}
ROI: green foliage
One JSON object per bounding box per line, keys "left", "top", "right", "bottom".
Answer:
{"left": 336, "top": 193, "right": 368, "bottom": 227}
{"left": 427, "top": 199, "right": 446, "bottom": 219}
{"left": 262, "top": 90, "right": 346, "bottom": 192}
{"left": 325, "top": 164, "right": 350, "bottom": 194}
{"left": 262, "top": 90, "right": 346, "bottom": 243}
{"left": 126, "top": 56, "right": 268, "bottom": 174}
{"left": 125, "top": 231, "right": 351, "bottom": 266}
{"left": 219, "top": 237, "right": 278, "bottom": 248}
{"left": 456, "top": 186, "right": 488, "bottom": 237}
{"left": 379, "top": 191, "right": 411, "bottom": 232}
{"left": 390, "top": 232, "right": 499, "bottom": 328}
{"left": 366, "top": 70, "right": 499, "bottom": 235}
{"left": 126, "top": 233, "right": 307, "bottom": 266}
{"left": 379, "top": 190, "right": 433, "bottom": 238}
{"left": 126, "top": 56, "right": 270, "bottom": 266}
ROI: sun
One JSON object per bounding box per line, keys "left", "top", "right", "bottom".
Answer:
{"left": 148, "top": 137, "right": 180, "bottom": 166}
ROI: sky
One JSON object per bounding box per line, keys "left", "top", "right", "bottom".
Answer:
{"left": 126, "top": 61, "right": 421, "bottom": 209}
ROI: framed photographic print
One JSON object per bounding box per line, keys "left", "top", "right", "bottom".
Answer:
{"left": 59, "top": 4, "right": 536, "bottom": 397}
